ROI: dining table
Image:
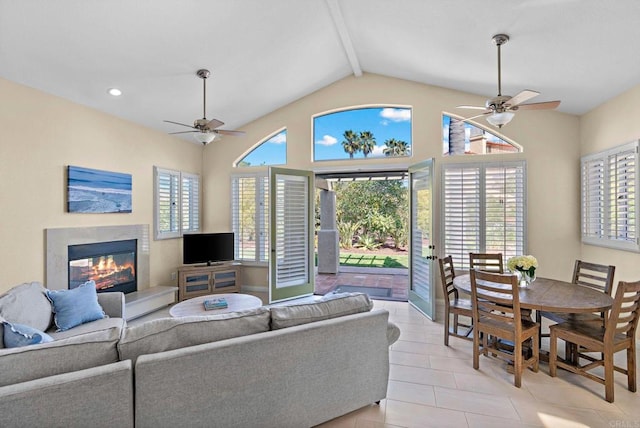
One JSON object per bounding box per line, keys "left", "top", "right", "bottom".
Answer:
{"left": 452, "top": 273, "right": 614, "bottom": 363}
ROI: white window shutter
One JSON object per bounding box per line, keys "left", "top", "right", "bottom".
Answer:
{"left": 274, "top": 174, "right": 309, "bottom": 287}
{"left": 181, "top": 172, "right": 200, "bottom": 234}
{"left": 582, "top": 140, "right": 639, "bottom": 252}
{"left": 232, "top": 174, "right": 269, "bottom": 263}
{"left": 442, "top": 161, "right": 526, "bottom": 269}
{"left": 155, "top": 167, "right": 180, "bottom": 239}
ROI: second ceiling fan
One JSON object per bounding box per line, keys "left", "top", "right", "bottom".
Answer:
{"left": 457, "top": 34, "right": 560, "bottom": 128}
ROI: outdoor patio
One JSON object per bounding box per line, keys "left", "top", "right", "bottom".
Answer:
{"left": 315, "top": 267, "right": 408, "bottom": 301}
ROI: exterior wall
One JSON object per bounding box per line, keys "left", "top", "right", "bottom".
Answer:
{"left": 579, "top": 83, "right": 640, "bottom": 283}
{"left": 0, "top": 77, "right": 203, "bottom": 294}
{"left": 203, "top": 73, "right": 581, "bottom": 292}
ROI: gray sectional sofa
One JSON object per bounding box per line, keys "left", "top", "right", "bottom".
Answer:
{"left": 0, "top": 283, "right": 400, "bottom": 428}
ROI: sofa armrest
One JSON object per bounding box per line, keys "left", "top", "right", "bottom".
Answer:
{"left": 0, "top": 360, "right": 133, "bottom": 428}
{"left": 98, "top": 292, "right": 125, "bottom": 318}
{"left": 387, "top": 321, "right": 401, "bottom": 345}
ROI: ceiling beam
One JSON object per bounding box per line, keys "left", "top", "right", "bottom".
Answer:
{"left": 325, "top": 0, "right": 362, "bottom": 77}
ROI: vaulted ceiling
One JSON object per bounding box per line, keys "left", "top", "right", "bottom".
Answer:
{"left": 1, "top": 0, "right": 639, "bottom": 143}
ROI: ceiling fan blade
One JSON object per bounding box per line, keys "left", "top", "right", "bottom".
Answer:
{"left": 204, "top": 118, "right": 224, "bottom": 130}
{"left": 164, "top": 120, "right": 196, "bottom": 129}
{"left": 515, "top": 100, "right": 561, "bottom": 110}
{"left": 457, "top": 105, "right": 487, "bottom": 110}
{"left": 215, "top": 129, "right": 246, "bottom": 136}
{"left": 463, "top": 111, "right": 492, "bottom": 121}
{"left": 505, "top": 90, "right": 539, "bottom": 107}
{"left": 169, "top": 131, "right": 197, "bottom": 135}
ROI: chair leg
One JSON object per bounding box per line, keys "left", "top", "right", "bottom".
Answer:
{"left": 549, "top": 330, "right": 557, "bottom": 377}
{"left": 628, "top": 345, "right": 637, "bottom": 393}
{"left": 532, "top": 332, "right": 539, "bottom": 373}
{"left": 444, "top": 311, "right": 450, "bottom": 346}
{"left": 604, "top": 352, "right": 615, "bottom": 403}
{"left": 473, "top": 328, "right": 480, "bottom": 370}
{"left": 514, "top": 340, "right": 523, "bottom": 388}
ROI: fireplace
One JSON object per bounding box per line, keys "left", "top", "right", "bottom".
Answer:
{"left": 68, "top": 239, "right": 137, "bottom": 294}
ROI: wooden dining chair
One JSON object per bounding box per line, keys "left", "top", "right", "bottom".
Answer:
{"left": 470, "top": 269, "right": 539, "bottom": 387}
{"left": 537, "top": 260, "right": 615, "bottom": 361}
{"left": 469, "top": 253, "right": 504, "bottom": 273}
{"left": 549, "top": 279, "right": 640, "bottom": 403}
{"left": 439, "top": 255, "right": 473, "bottom": 346}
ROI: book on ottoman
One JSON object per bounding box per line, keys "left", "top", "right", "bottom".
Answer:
{"left": 203, "top": 297, "right": 228, "bottom": 310}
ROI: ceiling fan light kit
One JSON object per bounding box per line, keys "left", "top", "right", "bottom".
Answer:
{"left": 457, "top": 33, "right": 560, "bottom": 128}
{"left": 164, "top": 68, "right": 245, "bottom": 145}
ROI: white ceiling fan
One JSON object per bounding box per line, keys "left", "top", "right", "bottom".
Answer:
{"left": 165, "top": 69, "right": 245, "bottom": 144}
{"left": 457, "top": 34, "right": 561, "bottom": 128}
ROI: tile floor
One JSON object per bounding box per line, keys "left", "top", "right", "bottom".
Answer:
{"left": 131, "top": 293, "right": 640, "bottom": 428}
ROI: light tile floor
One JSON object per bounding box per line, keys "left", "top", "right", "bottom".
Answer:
{"left": 131, "top": 294, "right": 640, "bottom": 428}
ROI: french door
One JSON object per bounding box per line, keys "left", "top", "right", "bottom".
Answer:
{"left": 409, "top": 159, "right": 436, "bottom": 319}
{"left": 268, "top": 167, "right": 315, "bottom": 303}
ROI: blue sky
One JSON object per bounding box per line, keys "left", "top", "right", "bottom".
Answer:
{"left": 238, "top": 107, "right": 413, "bottom": 166}
{"left": 314, "top": 107, "right": 412, "bottom": 160}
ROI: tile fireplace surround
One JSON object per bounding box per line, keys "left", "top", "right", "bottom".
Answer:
{"left": 45, "top": 224, "right": 150, "bottom": 291}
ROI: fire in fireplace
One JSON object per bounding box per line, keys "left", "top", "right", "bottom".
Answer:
{"left": 68, "top": 239, "right": 137, "bottom": 294}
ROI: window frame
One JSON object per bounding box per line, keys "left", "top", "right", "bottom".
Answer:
{"left": 154, "top": 166, "right": 201, "bottom": 240}
{"left": 441, "top": 160, "right": 527, "bottom": 270}
{"left": 581, "top": 140, "right": 639, "bottom": 252}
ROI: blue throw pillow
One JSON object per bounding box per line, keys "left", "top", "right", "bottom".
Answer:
{"left": 3, "top": 321, "right": 54, "bottom": 348}
{"left": 45, "top": 280, "right": 106, "bottom": 332}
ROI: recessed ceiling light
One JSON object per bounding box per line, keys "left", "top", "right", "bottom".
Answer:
{"left": 108, "top": 88, "right": 122, "bottom": 97}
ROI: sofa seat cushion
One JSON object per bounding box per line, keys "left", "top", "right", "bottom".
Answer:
{"left": 0, "top": 327, "right": 121, "bottom": 387}
{"left": 118, "top": 307, "right": 271, "bottom": 364}
{"left": 270, "top": 292, "right": 374, "bottom": 330}
{"left": 0, "top": 282, "right": 52, "bottom": 333}
{"left": 46, "top": 317, "right": 124, "bottom": 341}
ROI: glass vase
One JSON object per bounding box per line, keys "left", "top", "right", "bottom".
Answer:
{"left": 517, "top": 269, "right": 535, "bottom": 287}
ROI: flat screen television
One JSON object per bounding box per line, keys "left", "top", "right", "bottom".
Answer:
{"left": 183, "top": 232, "right": 235, "bottom": 266}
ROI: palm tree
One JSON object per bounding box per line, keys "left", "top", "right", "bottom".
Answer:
{"left": 341, "top": 130, "right": 360, "bottom": 159}
{"left": 359, "top": 131, "right": 376, "bottom": 158}
{"left": 448, "top": 117, "right": 465, "bottom": 155}
{"left": 383, "top": 138, "right": 409, "bottom": 157}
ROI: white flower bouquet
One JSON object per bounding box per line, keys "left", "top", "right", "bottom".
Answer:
{"left": 507, "top": 255, "right": 538, "bottom": 278}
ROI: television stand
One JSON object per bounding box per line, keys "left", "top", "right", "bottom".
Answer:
{"left": 177, "top": 263, "right": 240, "bottom": 301}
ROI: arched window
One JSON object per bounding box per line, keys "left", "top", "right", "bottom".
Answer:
{"left": 313, "top": 106, "right": 412, "bottom": 161}
{"left": 442, "top": 114, "right": 521, "bottom": 156}
{"left": 235, "top": 129, "right": 287, "bottom": 167}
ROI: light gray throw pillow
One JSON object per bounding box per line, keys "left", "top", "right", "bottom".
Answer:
{"left": 270, "top": 292, "right": 373, "bottom": 330}
{"left": 118, "top": 306, "right": 271, "bottom": 364}
{"left": 0, "top": 282, "right": 52, "bottom": 332}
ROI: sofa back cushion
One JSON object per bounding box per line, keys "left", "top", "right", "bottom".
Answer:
{"left": 0, "top": 282, "right": 52, "bottom": 334}
{"left": 270, "top": 292, "right": 373, "bottom": 330}
{"left": 118, "top": 307, "right": 271, "bottom": 364}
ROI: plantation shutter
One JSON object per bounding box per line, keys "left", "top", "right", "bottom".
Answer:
{"left": 485, "top": 163, "right": 525, "bottom": 261}
{"left": 442, "top": 161, "right": 526, "bottom": 269}
{"left": 582, "top": 140, "right": 639, "bottom": 251}
{"left": 442, "top": 165, "right": 481, "bottom": 269}
{"left": 581, "top": 157, "right": 605, "bottom": 239}
{"left": 273, "top": 174, "right": 309, "bottom": 287}
{"left": 155, "top": 167, "right": 180, "bottom": 239}
{"left": 231, "top": 174, "right": 269, "bottom": 262}
{"left": 181, "top": 172, "right": 200, "bottom": 234}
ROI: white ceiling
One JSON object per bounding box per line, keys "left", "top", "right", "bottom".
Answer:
{"left": 2, "top": 0, "right": 640, "bottom": 143}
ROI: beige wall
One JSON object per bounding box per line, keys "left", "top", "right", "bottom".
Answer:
{"left": 0, "top": 78, "right": 203, "bottom": 294}
{"left": 579, "top": 83, "right": 640, "bottom": 283}
{"left": 203, "top": 73, "right": 581, "bottom": 290}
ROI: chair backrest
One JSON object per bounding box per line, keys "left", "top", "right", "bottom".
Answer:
{"left": 572, "top": 260, "right": 616, "bottom": 295}
{"left": 469, "top": 253, "right": 504, "bottom": 273}
{"left": 470, "top": 270, "right": 522, "bottom": 332}
{"left": 605, "top": 280, "right": 640, "bottom": 343}
{"left": 439, "top": 255, "right": 457, "bottom": 305}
